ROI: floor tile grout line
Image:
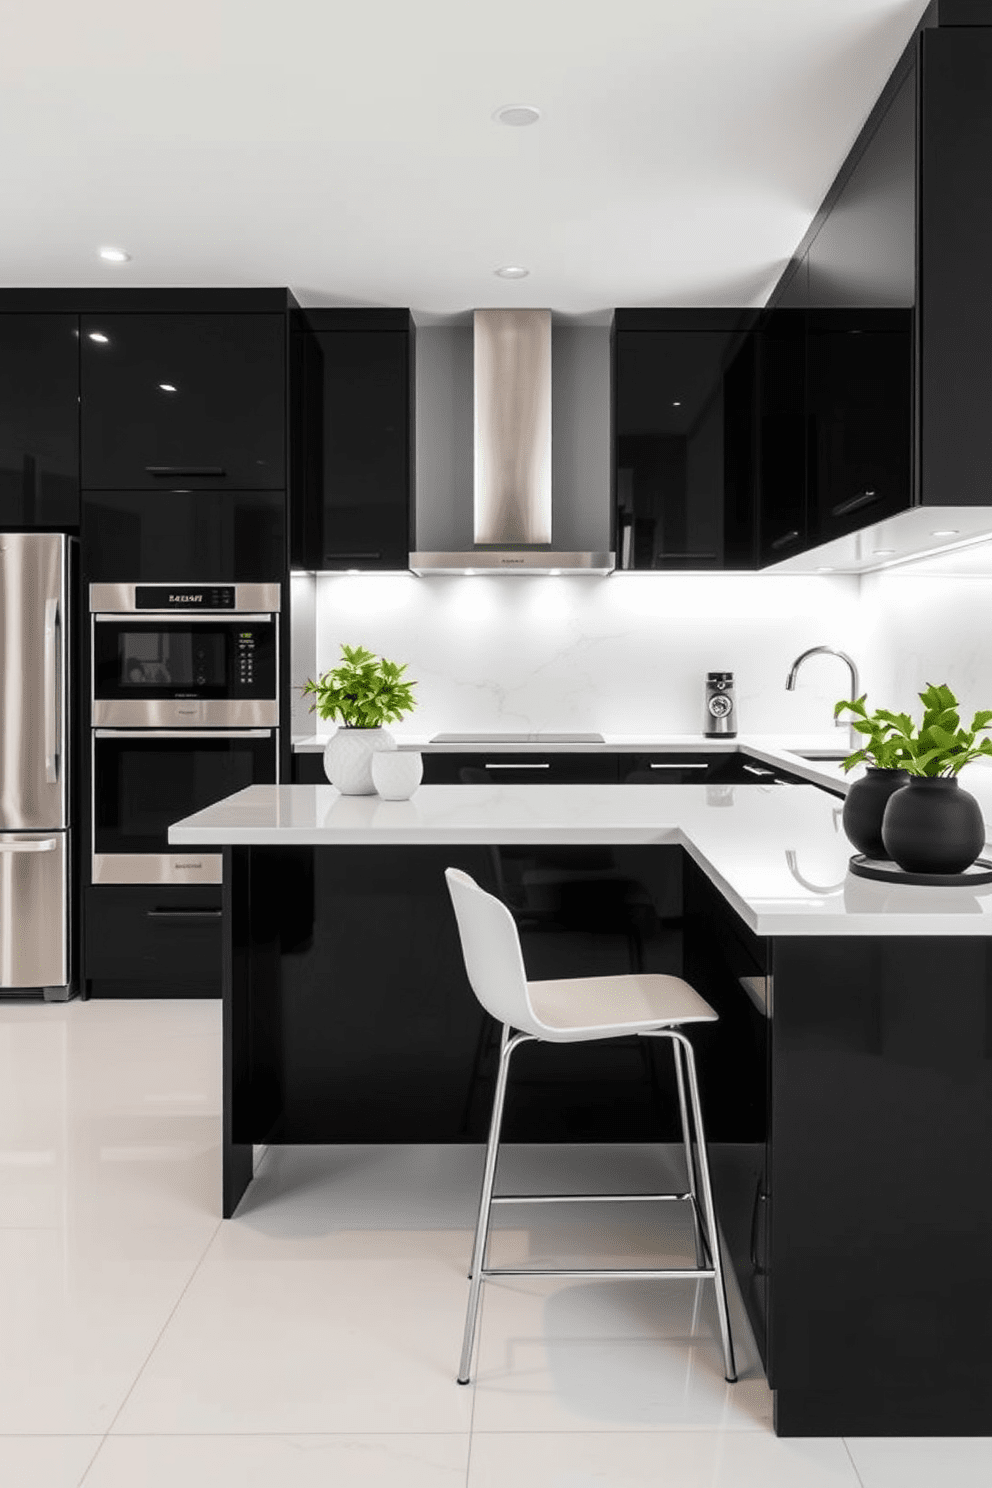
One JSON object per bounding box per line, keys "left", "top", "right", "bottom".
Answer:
{"left": 77, "top": 1216, "right": 223, "bottom": 1484}
{"left": 843, "top": 1437, "right": 867, "bottom": 1487}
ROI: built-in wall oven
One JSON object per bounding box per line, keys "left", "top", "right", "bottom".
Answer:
{"left": 90, "top": 583, "right": 280, "bottom": 884}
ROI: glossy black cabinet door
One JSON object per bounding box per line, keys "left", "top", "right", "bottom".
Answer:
{"left": 614, "top": 315, "right": 756, "bottom": 569}
{"left": 756, "top": 309, "right": 807, "bottom": 566}
{"left": 806, "top": 311, "right": 912, "bottom": 544}
{"left": 81, "top": 490, "right": 286, "bottom": 582}
{"left": 293, "top": 320, "right": 411, "bottom": 571}
{"left": 920, "top": 28, "right": 992, "bottom": 507}
{"left": 80, "top": 314, "right": 285, "bottom": 489}
{"left": 85, "top": 884, "right": 221, "bottom": 996}
{"left": 0, "top": 314, "right": 79, "bottom": 529}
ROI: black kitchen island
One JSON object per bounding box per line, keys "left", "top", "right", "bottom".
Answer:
{"left": 172, "top": 781, "right": 992, "bottom": 1438}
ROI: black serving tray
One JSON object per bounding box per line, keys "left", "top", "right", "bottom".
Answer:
{"left": 849, "top": 854, "right": 992, "bottom": 887}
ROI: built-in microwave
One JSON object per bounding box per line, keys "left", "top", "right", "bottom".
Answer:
{"left": 90, "top": 582, "right": 279, "bottom": 727}
{"left": 91, "top": 726, "right": 278, "bottom": 884}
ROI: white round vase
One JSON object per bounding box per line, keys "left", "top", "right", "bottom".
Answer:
{"left": 323, "top": 727, "right": 396, "bottom": 794}
{"left": 371, "top": 749, "right": 424, "bottom": 800}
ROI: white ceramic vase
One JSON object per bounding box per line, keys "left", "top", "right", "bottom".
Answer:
{"left": 371, "top": 749, "right": 424, "bottom": 800}
{"left": 323, "top": 726, "right": 396, "bottom": 794}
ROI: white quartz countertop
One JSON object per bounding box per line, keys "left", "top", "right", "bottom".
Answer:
{"left": 170, "top": 781, "right": 992, "bottom": 938}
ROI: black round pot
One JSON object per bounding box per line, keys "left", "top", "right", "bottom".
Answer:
{"left": 841, "top": 767, "right": 910, "bottom": 859}
{"left": 881, "top": 776, "right": 986, "bottom": 875}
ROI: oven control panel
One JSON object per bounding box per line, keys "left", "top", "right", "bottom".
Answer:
{"left": 135, "top": 586, "right": 236, "bottom": 610}
{"left": 237, "top": 631, "right": 256, "bottom": 688}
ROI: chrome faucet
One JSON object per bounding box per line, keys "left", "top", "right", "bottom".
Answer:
{"left": 786, "top": 646, "right": 861, "bottom": 749}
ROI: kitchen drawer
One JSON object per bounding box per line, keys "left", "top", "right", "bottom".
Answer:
{"left": 618, "top": 753, "right": 727, "bottom": 784}
{"left": 421, "top": 752, "right": 619, "bottom": 785}
{"left": 84, "top": 884, "right": 222, "bottom": 988}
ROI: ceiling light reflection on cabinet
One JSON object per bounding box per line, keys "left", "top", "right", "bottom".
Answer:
{"left": 88, "top": 332, "right": 109, "bottom": 343}
{"left": 98, "top": 247, "right": 130, "bottom": 263}
{"left": 158, "top": 383, "right": 177, "bottom": 393}
{"left": 494, "top": 265, "right": 529, "bottom": 279}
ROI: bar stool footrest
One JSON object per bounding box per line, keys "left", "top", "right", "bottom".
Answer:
{"left": 480, "top": 1265, "right": 716, "bottom": 1280}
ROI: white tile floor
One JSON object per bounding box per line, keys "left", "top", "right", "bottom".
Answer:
{"left": 1, "top": 999, "right": 990, "bottom": 1487}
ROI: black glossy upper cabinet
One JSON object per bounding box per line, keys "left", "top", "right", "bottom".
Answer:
{"left": 919, "top": 26, "right": 992, "bottom": 507}
{"left": 614, "top": 311, "right": 757, "bottom": 570}
{"left": 80, "top": 313, "right": 286, "bottom": 489}
{"left": 756, "top": 297, "right": 807, "bottom": 567}
{"left": 291, "top": 310, "right": 412, "bottom": 571}
{"left": 804, "top": 61, "right": 915, "bottom": 546}
{"left": 0, "top": 314, "right": 79, "bottom": 529}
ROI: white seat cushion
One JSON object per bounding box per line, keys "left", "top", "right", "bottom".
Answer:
{"left": 525, "top": 973, "right": 718, "bottom": 1043}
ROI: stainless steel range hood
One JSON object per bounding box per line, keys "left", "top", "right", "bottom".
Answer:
{"left": 410, "top": 309, "right": 614, "bottom": 574}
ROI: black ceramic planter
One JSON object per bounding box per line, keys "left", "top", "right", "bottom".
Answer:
{"left": 841, "top": 768, "right": 909, "bottom": 859}
{"left": 881, "top": 776, "right": 986, "bottom": 875}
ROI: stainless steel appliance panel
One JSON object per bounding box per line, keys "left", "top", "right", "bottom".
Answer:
{"left": 89, "top": 582, "right": 281, "bottom": 613}
{"left": 92, "top": 698, "right": 279, "bottom": 728}
{"left": 0, "top": 831, "right": 67, "bottom": 987}
{"left": 0, "top": 533, "right": 68, "bottom": 831}
{"left": 92, "top": 851, "right": 222, "bottom": 886}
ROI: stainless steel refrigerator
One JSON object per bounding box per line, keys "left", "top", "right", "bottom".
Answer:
{"left": 0, "top": 532, "right": 73, "bottom": 999}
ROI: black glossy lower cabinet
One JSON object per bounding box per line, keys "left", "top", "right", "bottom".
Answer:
{"left": 85, "top": 884, "right": 222, "bottom": 997}
{"left": 222, "top": 839, "right": 992, "bottom": 1437}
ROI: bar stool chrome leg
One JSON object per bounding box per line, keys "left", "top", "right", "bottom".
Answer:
{"left": 672, "top": 1030, "right": 737, "bottom": 1383}
{"left": 458, "top": 1026, "right": 532, "bottom": 1385}
{"left": 670, "top": 1036, "right": 706, "bottom": 1269}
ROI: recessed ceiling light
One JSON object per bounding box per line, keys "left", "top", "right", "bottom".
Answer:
{"left": 872, "top": 548, "right": 896, "bottom": 556}
{"left": 98, "top": 247, "right": 130, "bottom": 263}
{"left": 158, "top": 383, "right": 177, "bottom": 393}
{"left": 493, "top": 105, "right": 541, "bottom": 127}
{"left": 88, "top": 331, "right": 109, "bottom": 343}
{"left": 930, "top": 528, "right": 959, "bottom": 536}
{"left": 494, "top": 265, "right": 530, "bottom": 280}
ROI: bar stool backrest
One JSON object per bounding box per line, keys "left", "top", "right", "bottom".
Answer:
{"left": 444, "top": 868, "right": 542, "bottom": 1036}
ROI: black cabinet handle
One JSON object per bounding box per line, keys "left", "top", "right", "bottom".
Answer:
{"left": 830, "top": 489, "right": 879, "bottom": 519}
{"left": 769, "top": 529, "right": 800, "bottom": 551}
{"left": 749, "top": 1176, "right": 769, "bottom": 1275}
{"left": 144, "top": 466, "right": 226, "bottom": 477}
{"left": 146, "top": 908, "right": 223, "bottom": 919}
{"left": 323, "top": 552, "right": 383, "bottom": 561}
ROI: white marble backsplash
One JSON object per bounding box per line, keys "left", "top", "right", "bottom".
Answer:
{"left": 861, "top": 561, "right": 992, "bottom": 720}
{"left": 294, "top": 571, "right": 870, "bottom": 738}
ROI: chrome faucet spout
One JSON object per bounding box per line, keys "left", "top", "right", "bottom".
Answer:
{"left": 785, "top": 646, "right": 861, "bottom": 748}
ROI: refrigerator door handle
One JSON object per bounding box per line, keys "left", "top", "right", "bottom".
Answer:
{"left": 0, "top": 838, "right": 58, "bottom": 853}
{"left": 44, "top": 597, "right": 60, "bottom": 784}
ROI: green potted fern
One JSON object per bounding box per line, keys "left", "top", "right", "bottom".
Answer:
{"left": 301, "top": 644, "right": 418, "bottom": 795}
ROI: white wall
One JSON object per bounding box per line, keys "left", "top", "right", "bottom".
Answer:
{"left": 297, "top": 570, "right": 868, "bottom": 738}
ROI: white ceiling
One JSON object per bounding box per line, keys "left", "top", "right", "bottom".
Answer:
{"left": 0, "top": 0, "right": 929, "bottom": 316}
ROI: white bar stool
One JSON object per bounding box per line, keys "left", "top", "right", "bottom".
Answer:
{"left": 445, "top": 866, "right": 737, "bottom": 1386}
